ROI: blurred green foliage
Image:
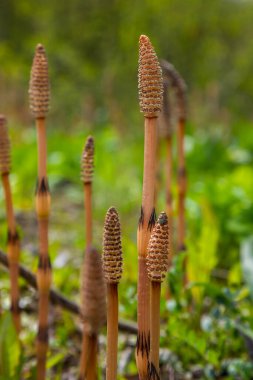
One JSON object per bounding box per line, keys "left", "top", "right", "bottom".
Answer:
{"left": 1, "top": 0, "right": 253, "bottom": 127}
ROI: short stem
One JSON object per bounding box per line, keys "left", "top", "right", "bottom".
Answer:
{"left": 84, "top": 183, "right": 92, "bottom": 246}
{"left": 150, "top": 281, "right": 161, "bottom": 374}
{"left": 106, "top": 283, "right": 118, "bottom": 380}
{"left": 36, "top": 118, "right": 47, "bottom": 179}
{"left": 2, "top": 174, "right": 16, "bottom": 232}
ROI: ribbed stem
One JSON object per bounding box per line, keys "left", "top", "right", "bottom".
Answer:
{"left": 2, "top": 174, "right": 15, "bottom": 231}
{"left": 177, "top": 118, "right": 187, "bottom": 284}
{"left": 149, "top": 282, "right": 161, "bottom": 378}
{"left": 35, "top": 117, "right": 51, "bottom": 380}
{"left": 36, "top": 118, "right": 47, "bottom": 179}
{"left": 79, "top": 332, "right": 98, "bottom": 380}
{"left": 87, "top": 335, "right": 98, "bottom": 380}
{"left": 84, "top": 183, "right": 92, "bottom": 246}
{"left": 136, "top": 117, "right": 157, "bottom": 379}
{"left": 165, "top": 136, "right": 173, "bottom": 259}
{"left": 106, "top": 284, "right": 118, "bottom": 380}
{"left": 2, "top": 173, "right": 21, "bottom": 332}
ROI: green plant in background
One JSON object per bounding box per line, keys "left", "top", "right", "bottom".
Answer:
{"left": 0, "top": 312, "right": 22, "bottom": 380}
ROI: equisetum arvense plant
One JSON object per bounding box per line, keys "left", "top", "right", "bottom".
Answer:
{"left": 0, "top": 115, "right": 21, "bottom": 333}
{"left": 102, "top": 207, "right": 123, "bottom": 380}
{"left": 136, "top": 35, "right": 163, "bottom": 379}
{"left": 158, "top": 75, "right": 174, "bottom": 260}
{"left": 81, "top": 136, "right": 94, "bottom": 247}
{"left": 79, "top": 135, "right": 106, "bottom": 380}
{"left": 160, "top": 60, "right": 187, "bottom": 284}
{"left": 29, "top": 43, "right": 51, "bottom": 380}
{"left": 79, "top": 246, "right": 106, "bottom": 380}
{"left": 147, "top": 212, "right": 169, "bottom": 379}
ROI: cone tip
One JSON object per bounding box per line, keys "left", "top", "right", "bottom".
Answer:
{"left": 157, "top": 211, "right": 168, "bottom": 226}
{"left": 139, "top": 34, "right": 149, "bottom": 44}
{"left": 107, "top": 206, "right": 118, "bottom": 215}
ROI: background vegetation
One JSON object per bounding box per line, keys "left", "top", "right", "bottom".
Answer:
{"left": 1, "top": 0, "right": 253, "bottom": 378}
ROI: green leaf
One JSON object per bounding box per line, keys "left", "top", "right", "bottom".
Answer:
{"left": 0, "top": 312, "right": 21, "bottom": 380}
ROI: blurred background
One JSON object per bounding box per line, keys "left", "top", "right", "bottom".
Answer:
{"left": 1, "top": 0, "right": 253, "bottom": 378}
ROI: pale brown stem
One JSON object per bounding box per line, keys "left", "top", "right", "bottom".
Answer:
{"left": 36, "top": 117, "right": 51, "bottom": 380}
{"left": 79, "top": 333, "right": 91, "bottom": 379}
{"left": 137, "top": 117, "right": 157, "bottom": 378}
{"left": 36, "top": 290, "right": 50, "bottom": 380}
{"left": 84, "top": 183, "right": 92, "bottom": 247}
{"left": 150, "top": 282, "right": 161, "bottom": 377}
{"left": 36, "top": 118, "right": 47, "bottom": 179}
{"left": 2, "top": 174, "right": 16, "bottom": 232}
{"left": 106, "top": 283, "right": 118, "bottom": 380}
{"left": 79, "top": 333, "right": 98, "bottom": 380}
{"left": 177, "top": 118, "right": 187, "bottom": 285}
{"left": 138, "top": 117, "right": 157, "bottom": 256}
{"left": 136, "top": 117, "right": 157, "bottom": 379}
{"left": 87, "top": 335, "right": 98, "bottom": 380}
{"left": 165, "top": 136, "right": 173, "bottom": 258}
{"left": 2, "top": 173, "right": 21, "bottom": 332}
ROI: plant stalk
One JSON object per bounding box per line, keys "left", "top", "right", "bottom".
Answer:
{"left": 149, "top": 282, "right": 161, "bottom": 378}
{"left": 136, "top": 117, "right": 157, "bottom": 379}
{"left": 35, "top": 117, "right": 51, "bottom": 380}
{"left": 1, "top": 173, "right": 21, "bottom": 332}
{"left": 177, "top": 118, "right": 187, "bottom": 284}
{"left": 106, "top": 283, "right": 118, "bottom": 380}
{"left": 84, "top": 183, "right": 92, "bottom": 247}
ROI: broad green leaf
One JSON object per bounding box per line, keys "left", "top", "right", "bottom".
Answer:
{"left": 0, "top": 312, "right": 21, "bottom": 380}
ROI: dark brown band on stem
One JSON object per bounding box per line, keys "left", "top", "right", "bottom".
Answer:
{"left": 38, "top": 255, "right": 51, "bottom": 270}
{"left": 136, "top": 330, "right": 150, "bottom": 358}
{"left": 138, "top": 206, "right": 144, "bottom": 228}
{"left": 148, "top": 362, "right": 160, "bottom": 380}
{"left": 148, "top": 208, "right": 156, "bottom": 231}
{"left": 178, "top": 167, "right": 187, "bottom": 177}
{"left": 10, "top": 300, "right": 21, "bottom": 314}
{"left": 36, "top": 177, "right": 50, "bottom": 194}
{"left": 178, "top": 243, "right": 186, "bottom": 252}
{"left": 37, "top": 325, "right": 49, "bottom": 343}
{"left": 7, "top": 229, "right": 19, "bottom": 244}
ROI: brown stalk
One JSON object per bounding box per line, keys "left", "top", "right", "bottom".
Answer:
{"left": 160, "top": 60, "right": 187, "bottom": 252}
{"left": 102, "top": 207, "right": 123, "bottom": 380}
{"left": 158, "top": 78, "right": 174, "bottom": 260}
{"left": 160, "top": 60, "right": 187, "bottom": 285}
{"left": 29, "top": 43, "right": 51, "bottom": 380}
{"left": 136, "top": 35, "right": 163, "bottom": 379}
{"left": 79, "top": 137, "right": 103, "bottom": 380}
{"left": 79, "top": 246, "right": 106, "bottom": 380}
{"left": 0, "top": 115, "right": 21, "bottom": 332}
{"left": 147, "top": 212, "right": 169, "bottom": 379}
{"left": 81, "top": 136, "right": 94, "bottom": 247}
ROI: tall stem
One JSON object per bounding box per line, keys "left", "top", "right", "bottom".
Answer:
{"left": 177, "top": 118, "right": 187, "bottom": 283}
{"left": 165, "top": 136, "right": 173, "bottom": 257}
{"left": 2, "top": 173, "right": 21, "bottom": 332}
{"left": 35, "top": 117, "right": 51, "bottom": 380}
{"left": 136, "top": 117, "right": 157, "bottom": 379}
{"left": 106, "top": 284, "right": 118, "bottom": 380}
